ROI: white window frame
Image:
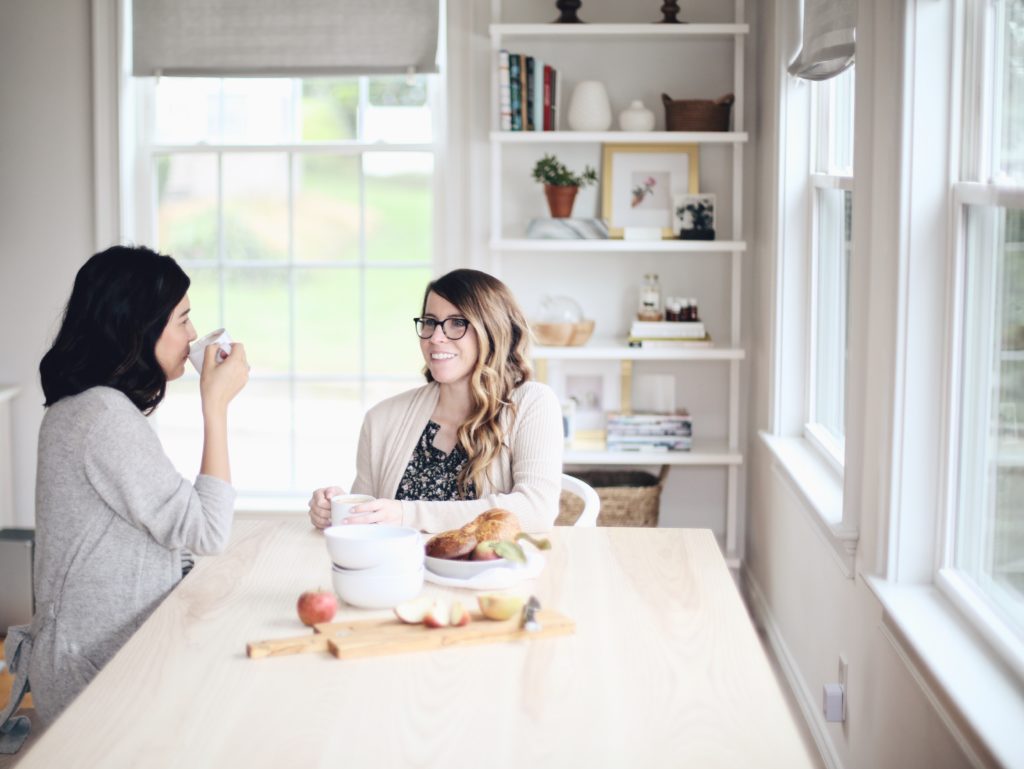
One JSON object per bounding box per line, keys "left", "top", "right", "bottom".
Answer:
{"left": 762, "top": 0, "right": 858, "bottom": 576}
{"left": 91, "top": 0, "right": 455, "bottom": 506}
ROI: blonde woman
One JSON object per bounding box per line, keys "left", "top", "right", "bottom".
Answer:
{"left": 307, "top": 269, "right": 563, "bottom": 533}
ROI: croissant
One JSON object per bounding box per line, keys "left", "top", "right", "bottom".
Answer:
{"left": 425, "top": 508, "right": 521, "bottom": 560}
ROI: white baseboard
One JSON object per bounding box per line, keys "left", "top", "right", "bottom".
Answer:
{"left": 744, "top": 570, "right": 844, "bottom": 769}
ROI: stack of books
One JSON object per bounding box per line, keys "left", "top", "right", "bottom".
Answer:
{"left": 606, "top": 411, "right": 693, "bottom": 452}
{"left": 498, "top": 50, "right": 560, "bottom": 131}
{"left": 627, "top": 320, "right": 712, "bottom": 349}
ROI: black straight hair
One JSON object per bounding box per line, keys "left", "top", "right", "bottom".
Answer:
{"left": 39, "top": 245, "right": 190, "bottom": 414}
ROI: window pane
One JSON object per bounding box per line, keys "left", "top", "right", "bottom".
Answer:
{"left": 812, "top": 188, "right": 851, "bottom": 441}
{"left": 364, "top": 76, "right": 433, "bottom": 143}
{"left": 181, "top": 267, "right": 221, "bottom": 343}
{"left": 229, "top": 380, "right": 292, "bottom": 492}
{"left": 156, "top": 153, "right": 218, "bottom": 261}
{"left": 224, "top": 268, "right": 290, "bottom": 375}
{"left": 813, "top": 67, "right": 855, "bottom": 175}
{"left": 365, "top": 268, "right": 431, "bottom": 376}
{"left": 223, "top": 153, "right": 288, "bottom": 262}
{"left": 294, "top": 382, "right": 362, "bottom": 491}
{"left": 294, "top": 268, "right": 360, "bottom": 375}
{"left": 958, "top": 205, "right": 1024, "bottom": 637}
{"left": 219, "top": 79, "right": 294, "bottom": 144}
{"left": 998, "top": 0, "right": 1024, "bottom": 181}
{"left": 300, "top": 79, "right": 358, "bottom": 141}
{"left": 154, "top": 78, "right": 222, "bottom": 145}
{"left": 294, "top": 155, "right": 360, "bottom": 263}
{"left": 365, "top": 152, "right": 433, "bottom": 263}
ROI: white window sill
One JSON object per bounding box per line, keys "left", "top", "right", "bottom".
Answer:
{"left": 866, "top": 577, "right": 1024, "bottom": 769}
{"left": 759, "top": 431, "right": 858, "bottom": 577}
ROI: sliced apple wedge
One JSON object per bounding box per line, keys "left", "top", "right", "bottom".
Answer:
{"left": 423, "top": 600, "right": 450, "bottom": 629}
{"left": 450, "top": 601, "right": 471, "bottom": 627}
{"left": 477, "top": 592, "right": 526, "bottom": 621}
{"left": 393, "top": 597, "right": 432, "bottom": 625}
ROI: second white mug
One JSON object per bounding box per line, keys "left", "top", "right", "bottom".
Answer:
{"left": 330, "top": 494, "right": 375, "bottom": 525}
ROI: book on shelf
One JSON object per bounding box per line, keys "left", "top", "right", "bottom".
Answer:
{"left": 497, "top": 50, "right": 512, "bottom": 131}
{"left": 553, "top": 68, "right": 561, "bottom": 130}
{"left": 525, "top": 57, "right": 535, "bottom": 131}
{"left": 508, "top": 54, "right": 522, "bottom": 131}
{"left": 543, "top": 65, "right": 553, "bottom": 130}
{"left": 532, "top": 57, "right": 544, "bottom": 132}
{"left": 630, "top": 320, "right": 706, "bottom": 339}
{"left": 627, "top": 335, "right": 714, "bottom": 349}
{"left": 606, "top": 439, "right": 693, "bottom": 452}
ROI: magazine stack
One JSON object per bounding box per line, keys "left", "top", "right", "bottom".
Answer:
{"left": 606, "top": 411, "right": 693, "bottom": 452}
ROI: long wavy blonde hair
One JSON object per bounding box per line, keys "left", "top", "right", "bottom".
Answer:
{"left": 421, "top": 269, "right": 532, "bottom": 498}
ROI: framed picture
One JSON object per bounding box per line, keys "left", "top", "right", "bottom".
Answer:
{"left": 545, "top": 360, "right": 622, "bottom": 432}
{"left": 601, "top": 143, "right": 699, "bottom": 238}
{"left": 673, "top": 192, "right": 716, "bottom": 240}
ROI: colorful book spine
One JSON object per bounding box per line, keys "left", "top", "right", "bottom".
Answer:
{"left": 543, "top": 65, "right": 553, "bottom": 131}
{"left": 532, "top": 57, "right": 545, "bottom": 132}
{"left": 498, "top": 49, "right": 512, "bottom": 131}
{"left": 525, "top": 57, "right": 535, "bottom": 131}
{"left": 508, "top": 54, "right": 522, "bottom": 131}
{"left": 552, "top": 68, "right": 561, "bottom": 130}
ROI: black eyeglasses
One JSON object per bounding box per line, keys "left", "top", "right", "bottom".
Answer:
{"left": 413, "top": 317, "right": 470, "bottom": 340}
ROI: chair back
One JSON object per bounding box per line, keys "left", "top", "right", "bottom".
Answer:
{"left": 560, "top": 473, "right": 600, "bottom": 527}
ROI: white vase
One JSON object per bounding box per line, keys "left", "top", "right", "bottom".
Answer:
{"left": 567, "top": 81, "right": 612, "bottom": 131}
{"left": 618, "top": 100, "right": 656, "bottom": 132}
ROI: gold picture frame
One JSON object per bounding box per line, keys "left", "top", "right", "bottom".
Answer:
{"left": 601, "top": 143, "right": 700, "bottom": 238}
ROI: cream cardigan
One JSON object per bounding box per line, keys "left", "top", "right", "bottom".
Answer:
{"left": 350, "top": 380, "right": 563, "bottom": 533}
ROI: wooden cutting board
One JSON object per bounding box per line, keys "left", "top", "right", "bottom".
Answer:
{"left": 246, "top": 609, "right": 574, "bottom": 661}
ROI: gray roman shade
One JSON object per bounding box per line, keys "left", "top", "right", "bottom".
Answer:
{"left": 132, "top": 0, "right": 439, "bottom": 77}
{"left": 788, "top": 0, "right": 855, "bottom": 81}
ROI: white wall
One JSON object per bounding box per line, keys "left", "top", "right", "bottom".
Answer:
{"left": 0, "top": 0, "right": 96, "bottom": 528}
{"left": 745, "top": 1, "right": 980, "bottom": 767}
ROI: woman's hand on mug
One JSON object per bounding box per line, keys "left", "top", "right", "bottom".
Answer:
{"left": 342, "top": 498, "right": 403, "bottom": 526}
{"left": 309, "top": 486, "right": 346, "bottom": 529}
{"left": 200, "top": 342, "right": 249, "bottom": 412}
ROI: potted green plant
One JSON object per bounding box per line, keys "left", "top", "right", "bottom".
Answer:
{"left": 532, "top": 154, "right": 598, "bottom": 218}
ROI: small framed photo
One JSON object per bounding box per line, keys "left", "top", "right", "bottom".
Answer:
{"left": 601, "top": 143, "right": 699, "bottom": 238}
{"left": 673, "top": 193, "right": 716, "bottom": 240}
{"left": 545, "top": 360, "right": 622, "bottom": 431}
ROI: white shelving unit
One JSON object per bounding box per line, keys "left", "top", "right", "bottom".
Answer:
{"left": 486, "top": 4, "right": 748, "bottom": 564}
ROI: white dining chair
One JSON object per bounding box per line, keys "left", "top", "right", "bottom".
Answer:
{"left": 561, "top": 473, "right": 600, "bottom": 527}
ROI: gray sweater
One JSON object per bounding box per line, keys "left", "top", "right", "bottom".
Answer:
{"left": 26, "top": 387, "right": 235, "bottom": 723}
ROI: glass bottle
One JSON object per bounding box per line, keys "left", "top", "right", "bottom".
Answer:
{"left": 638, "top": 274, "right": 663, "bottom": 321}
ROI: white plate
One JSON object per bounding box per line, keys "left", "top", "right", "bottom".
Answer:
{"left": 423, "top": 555, "right": 512, "bottom": 580}
{"left": 423, "top": 546, "right": 546, "bottom": 590}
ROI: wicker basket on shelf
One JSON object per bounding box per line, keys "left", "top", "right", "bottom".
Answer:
{"left": 557, "top": 466, "right": 668, "bottom": 527}
{"left": 662, "top": 93, "right": 734, "bottom": 132}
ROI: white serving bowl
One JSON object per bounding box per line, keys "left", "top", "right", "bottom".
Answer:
{"left": 331, "top": 564, "right": 424, "bottom": 609}
{"left": 424, "top": 554, "right": 518, "bottom": 580}
{"left": 324, "top": 525, "right": 423, "bottom": 571}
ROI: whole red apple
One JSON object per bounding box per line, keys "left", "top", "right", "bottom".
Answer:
{"left": 472, "top": 541, "right": 501, "bottom": 561}
{"left": 296, "top": 588, "right": 338, "bottom": 626}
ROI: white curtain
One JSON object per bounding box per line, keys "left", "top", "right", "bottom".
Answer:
{"left": 132, "top": 0, "right": 439, "bottom": 77}
{"left": 788, "top": 0, "right": 855, "bottom": 81}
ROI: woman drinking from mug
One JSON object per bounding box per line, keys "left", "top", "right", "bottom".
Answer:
{"left": 1, "top": 245, "right": 249, "bottom": 739}
{"left": 307, "top": 269, "right": 562, "bottom": 533}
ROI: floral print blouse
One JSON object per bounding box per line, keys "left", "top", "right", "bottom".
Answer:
{"left": 395, "top": 421, "right": 476, "bottom": 502}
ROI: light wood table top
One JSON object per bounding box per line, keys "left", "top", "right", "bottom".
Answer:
{"left": 16, "top": 521, "right": 814, "bottom": 768}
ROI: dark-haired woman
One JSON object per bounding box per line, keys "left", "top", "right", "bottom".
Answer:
{"left": 306, "top": 268, "right": 563, "bottom": 534}
{"left": 1, "top": 245, "right": 248, "bottom": 736}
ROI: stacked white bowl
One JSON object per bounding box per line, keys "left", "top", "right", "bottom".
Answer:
{"left": 325, "top": 525, "right": 424, "bottom": 609}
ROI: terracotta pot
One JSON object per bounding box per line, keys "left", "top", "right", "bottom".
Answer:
{"left": 544, "top": 185, "right": 579, "bottom": 218}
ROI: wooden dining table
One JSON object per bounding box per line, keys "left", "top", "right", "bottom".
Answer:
{"left": 14, "top": 520, "right": 815, "bottom": 768}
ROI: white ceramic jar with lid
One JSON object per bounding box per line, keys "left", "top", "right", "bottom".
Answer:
{"left": 618, "top": 100, "right": 656, "bottom": 132}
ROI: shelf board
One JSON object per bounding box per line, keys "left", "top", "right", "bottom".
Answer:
{"left": 533, "top": 341, "right": 745, "bottom": 360}
{"left": 490, "top": 131, "right": 748, "bottom": 144}
{"left": 492, "top": 239, "right": 746, "bottom": 253}
{"left": 491, "top": 23, "right": 750, "bottom": 41}
{"left": 563, "top": 440, "right": 743, "bottom": 466}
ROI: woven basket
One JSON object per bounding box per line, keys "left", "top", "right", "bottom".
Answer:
{"left": 557, "top": 466, "right": 668, "bottom": 527}
{"left": 662, "top": 93, "right": 734, "bottom": 132}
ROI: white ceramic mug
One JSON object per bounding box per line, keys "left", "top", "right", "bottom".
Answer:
{"left": 330, "top": 494, "right": 375, "bottom": 526}
{"left": 189, "top": 328, "right": 233, "bottom": 373}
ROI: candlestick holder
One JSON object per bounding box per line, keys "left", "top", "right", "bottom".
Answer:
{"left": 554, "top": 0, "right": 583, "bottom": 23}
{"left": 658, "top": 1, "right": 685, "bottom": 23}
